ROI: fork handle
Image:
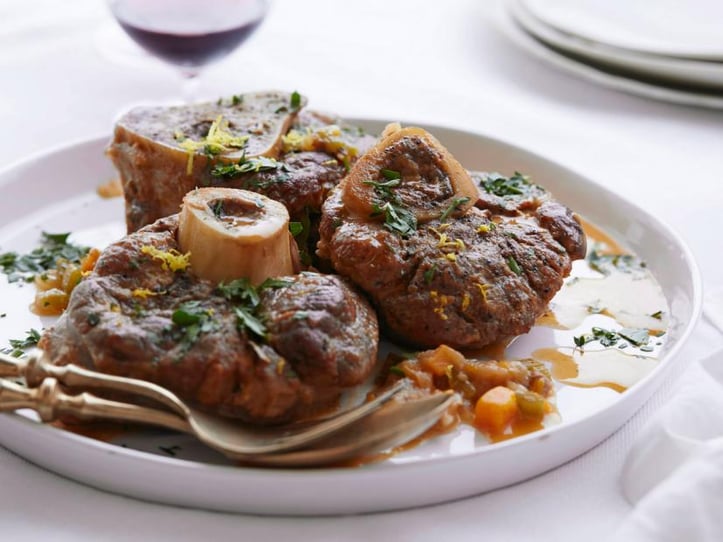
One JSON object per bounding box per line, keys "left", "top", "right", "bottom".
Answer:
{"left": 1, "top": 349, "right": 188, "bottom": 417}
{"left": 0, "top": 377, "right": 191, "bottom": 433}
{"left": 0, "top": 351, "right": 27, "bottom": 378}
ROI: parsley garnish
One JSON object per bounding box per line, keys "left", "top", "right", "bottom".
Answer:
{"left": 423, "top": 263, "right": 437, "bottom": 284}
{"left": 439, "top": 197, "right": 471, "bottom": 222}
{"left": 216, "top": 277, "right": 291, "bottom": 340}
{"left": 363, "top": 178, "right": 400, "bottom": 200}
{"left": 231, "top": 94, "right": 243, "bottom": 106}
{"left": 507, "top": 256, "right": 522, "bottom": 275}
{"left": 289, "top": 208, "right": 312, "bottom": 265}
{"left": 650, "top": 310, "right": 663, "bottom": 320}
{"left": 587, "top": 250, "right": 646, "bottom": 275}
{"left": 289, "top": 222, "right": 304, "bottom": 237}
{"left": 290, "top": 91, "right": 302, "bottom": 111}
{"left": 211, "top": 154, "right": 289, "bottom": 179}
{"left": 170, "top": 301, "right": 218, "bottom": 356}
{"left": 381, "top": 169, "right": 401, "bottom": 181}
{"left": 211, "top": 200, "right": 224, "bottom": 219}
{"left": 480, "top": 171, "right": 532, "bottom": 197}
{"left": 363, "top": 176, "right": 417, "bottom": 237}
{"left": 234, "top": 306, "right": 267, "bottom": 338}
{"left": 573, "top": 326, "right": 651, "bottom": 351}
{"left": 0, "top": 232, "right": 89, "bottom": 283}
{"left": 373, "top": 201, "right": 418, "bottom": 237}
{"left": 389, "top": 365, "right": 406, "bottom": 377}
{"left": 3, "top": 328, "right": 41, "bottom": 357}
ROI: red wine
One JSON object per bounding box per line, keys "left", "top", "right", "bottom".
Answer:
{"left": 110, "top": 0, "right": 267, "bottom": 68}
{"left": 117, "top": 19, "right": 263, "bottom": 67}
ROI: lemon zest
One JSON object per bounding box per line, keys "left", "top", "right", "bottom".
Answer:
{"left": 475, "top": 282, "right": 491, "bottom": 303}
{"left": 177, "top": 115, "right": 249, "bottom": 175}
{"left": 461, "top": 292, "right": 471, "bottom": 312}
{"left": 132, "top": 288, "right": 159, "bottom": 299}
{"left": 141, "top": 245, "right": 191, "bottom": 272}
{"left": 282, "top": 125, "right": 358, "bottom": 164}
{"left": 431, "top": 290, "right": 451, "bottom": 320}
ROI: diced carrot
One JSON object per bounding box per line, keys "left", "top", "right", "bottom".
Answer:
{"left": 80, "top": 248, "right": 101, "bottom": 273}
{"left": 417, "top": 344, "right": 466, "bottom": 377}
{"left": 32, "top": 288, "right": 69, "bottom": 316}
{"left": 61, "top": 265, "right": 83, "bottom": 294}
{"left": 34, "top": 269, "right": 61, "bottom": 292}
{"left": 474, "top": 386, "right": 518, "bottom": 433}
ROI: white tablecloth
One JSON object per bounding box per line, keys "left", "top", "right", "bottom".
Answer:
{"left": 1, "top": 1, "right": 722, "bottom": 540}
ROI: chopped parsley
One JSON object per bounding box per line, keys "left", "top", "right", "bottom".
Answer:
{"left": 363, "top": 176, "right": 417, "bottom": 237}
{"left": 381, "top": 169, "right": 401, "bottom": 181}
{"left": 573, "top": 326, "right": 651, "bottom": 350}
{"left": 373, "top": 201, "right": 418, "bottom": 237}
{"left": 0, "top": 232, "right": 89, "bottom": 283}
{"left": 423, "top": 263, "right": 437, "bottom": 284}
{"left": 210, "top": 200, "right": 224, "bottom": 219}
{"left": 507, "top": 256, "right": 522, "bottom": 275}
{"left": 289, "top": 221, "right": 304, "bottom": 237}
{"left": 650, "top": 310, "right": 664, "bottom": 320}
{"left": 289, "top": 208, "right": 312, "bottom": 265}
{"left": 389, "top": 365, "right": 406, "bottom": 377}
{"left": 439, "top": 197, "right": 471, "bottom": 222}
{"left": 587, "top": 249, "right": 646, "bottom": 275}
{"left": 290, "top": 91, "right": 302, "bottom": 111}
{"left": 479, "top": 171, "right": 534, "bottom": 197}
{"left": 210, "top": 153, "right": 289, "bottom": 179}
{"left": 170, "top": 301, "right": 218, "bottom": 356}
{"left": 2, "top": 328, "right": 41, "bottom": 357}
{"left": 216, "top": 277, "right": 291, "bottom": 340}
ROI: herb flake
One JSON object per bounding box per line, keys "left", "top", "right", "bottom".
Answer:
{"left": 480, "top": 171, "right": 532, "bottom": 197}
{"left": 439, "top": 197, "right": 471, "bottom": 222}
{"left": 0, "top": 232, "right": 89, "bottom": 283}
{"left": 507, "top": 256, "right": 522, "bottom": 275}
{"left": 3, "top": 328, "right": 42, "bottom": 357}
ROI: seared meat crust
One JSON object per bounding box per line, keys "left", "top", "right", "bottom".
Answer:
{"left": 319, "top": 171, "right": 586, "bottom": 349}
{"left": 109, "top": 104, "right": 375, "bottom": 235}
{"left": 39, "top": 216, "right": 378, "bottom": 424}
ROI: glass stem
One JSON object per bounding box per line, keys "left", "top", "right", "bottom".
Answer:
{"left": 180, "top": 69, "right": 201, "bottom": 103}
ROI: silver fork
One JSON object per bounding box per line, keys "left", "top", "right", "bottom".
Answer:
{"left": 0, "top": 350, "right": 449, "bottom": 462}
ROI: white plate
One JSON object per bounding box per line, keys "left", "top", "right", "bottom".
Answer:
{"left": 521, "top": 0, "right": 723, "bottom": 61}
{"left": 511, "top": 0, "right": 723, "bottom": 91}
{"left": 0, "top": 122, "right": 701, "bottom": 515}
{"left": 499, "top": 1, "right": 723, "bottom": 110}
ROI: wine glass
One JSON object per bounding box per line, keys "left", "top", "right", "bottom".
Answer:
{"left": 107, "top": 0, "right": 269, "bottom": 101}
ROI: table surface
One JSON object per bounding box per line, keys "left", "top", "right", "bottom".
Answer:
{"left": 1, "top": 1, "right": 721, "bottom": 540}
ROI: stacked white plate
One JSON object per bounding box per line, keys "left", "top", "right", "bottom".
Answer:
{"left": 505, "top": 0, "right": 723, "bottom": 109}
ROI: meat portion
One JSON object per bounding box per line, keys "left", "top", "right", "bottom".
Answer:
{"left": 39, "top": 216, "right": 379, "bottom": 424}
{"left": 108, "top": 93, "right": 375, "bottom": 239}
{"left": 318, "top": 131, "right": 586, "bottom": 349}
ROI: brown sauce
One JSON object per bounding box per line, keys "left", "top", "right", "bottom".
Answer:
{"left": 581, "top": 218, "right": 625, "bottom": 253}
{"left": 51, "top": 420, "right": 130, "bottom": 442}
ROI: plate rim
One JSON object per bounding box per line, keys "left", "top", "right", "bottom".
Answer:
{"left": 510, "top": 0, "right": 723, "bottom": 90}
{"left": 0, "top": 125, "right": 703, "bottom": 514}
{"left": 498, "top": 0, "right": 723, "bottom": 110}
{"left": 519, "top": 0, "right": 723, "bottom": 62}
